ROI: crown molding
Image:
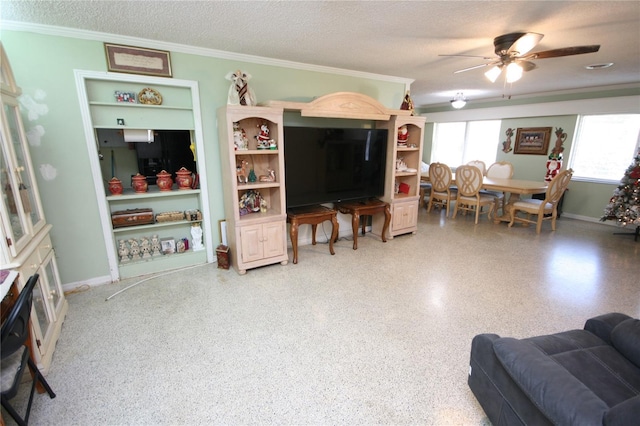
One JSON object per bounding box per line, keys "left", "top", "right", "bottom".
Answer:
{"left": 2, "top": 20, "right": 414, "bottom": 86}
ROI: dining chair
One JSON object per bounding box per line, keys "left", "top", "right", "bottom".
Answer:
{"left": 508, "top": 169, "right": 573, "bottom": 233}
{"left": 419, "top": 181, "right": 432, "bottom": 208}
{"left": 466, "top": 160, "right": 487, "bottom": 176}
{"left": 452, "top": 165, "right": 495, "bottom": 224}
{"left": 1, "top": 274, "right": 56, "bottom": 426}
{"left": 427, "top": 162, "right": 456, "bottom": 217}
{"left": 482, "top": 161, "right": 515, "bottom": 213}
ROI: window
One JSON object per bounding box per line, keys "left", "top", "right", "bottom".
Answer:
{"left": 569, "top": 114, "right": 640, "bottom": 182}
{"left": 431, "top": 120, "right": 501, "bottom": 168}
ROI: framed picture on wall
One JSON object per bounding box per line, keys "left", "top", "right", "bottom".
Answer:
{"left": 514, "top": 127, "right": 552, "bottom": 155}
{"left": 104, "top": 43, "right": 173, "bottom": 77}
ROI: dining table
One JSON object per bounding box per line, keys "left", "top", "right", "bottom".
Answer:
{"left": 421, "top": 173, "right": 548, "bottom": 224}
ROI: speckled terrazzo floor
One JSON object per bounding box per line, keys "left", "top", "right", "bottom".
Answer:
{"left": 5, "top": 209, "right": 640, "bottom": 425}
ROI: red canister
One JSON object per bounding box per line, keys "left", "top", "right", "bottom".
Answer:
{"left": 156, "top": 170, "right": 173, "bottom": 191}
{"left": 175, "top": 167, "right": 193, "bottom": 190}
{"left": 108, "top": 177, "right": 123, "bottom": 195}
{"left": 131, "top": 173, "right": 148, "bottom": 193}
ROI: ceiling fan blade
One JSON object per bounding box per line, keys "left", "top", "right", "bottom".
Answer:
{"left": 494, "top": 32, "right": 543, "bottom": 56}
{"left": 453, "top": 63, "right": 492, "bottom": 73}
{"left": 439, "top": 54, "right": 494, "bottom": 60}
{"left": 526, "top": 45, "right": 601, "bottom": 59}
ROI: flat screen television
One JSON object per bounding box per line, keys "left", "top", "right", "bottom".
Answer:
{"left": 284, "top": 127, "right": 388, "bottom": 209}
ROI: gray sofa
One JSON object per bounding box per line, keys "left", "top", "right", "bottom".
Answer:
{"left": 468, "top": 313, "right": 640, "bottom": 425}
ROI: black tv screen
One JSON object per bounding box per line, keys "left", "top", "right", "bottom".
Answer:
{"left": 284, "top": 127, "right": 388, "bottom": 208}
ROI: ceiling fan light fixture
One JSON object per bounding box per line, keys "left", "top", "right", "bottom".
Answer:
{"left": 484, "top": 65, "right": 502, "bottom": 83}
{"left": 450, "top": 92, "right": 467, "bottom": 109}
{"left": 506, "top": 62, "right": 523, "bottom": 83}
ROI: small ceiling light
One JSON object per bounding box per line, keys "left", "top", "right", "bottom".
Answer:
{"left": 450, "top": 92, "right": 467, "bottom": 109}
{"left": 484, "top": 65, "right": 502, "bottom": 83}
{"left": 505, "top": 62, "right": 523, "bottom": 83}
{"left": 585, "top": 63, "right": 614, "bottom": 70}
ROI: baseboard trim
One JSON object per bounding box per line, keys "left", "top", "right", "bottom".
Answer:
{"left": 62, "top": 275, "right": 111, "bottom": 293}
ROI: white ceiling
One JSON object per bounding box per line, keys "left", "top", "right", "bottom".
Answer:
{"left": 2, "top": 1, "right": 639, "bottom": 108}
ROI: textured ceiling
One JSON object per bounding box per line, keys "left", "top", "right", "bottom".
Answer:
{"left": 2, "top": 1, "right": 639, "bottom": 108}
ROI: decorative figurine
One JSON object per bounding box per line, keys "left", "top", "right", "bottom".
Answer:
{"left": 238, "top": 190, "right": 263, "bottom": 216}
{"left": 259, "top": 169, "right": 276, "bottom": 182}
{"left": 151, "top": 235, "right": 162, "bottom": 256}
{"left": 232, "top": 122, "right": 249, "bottom": 150}
{"left": 140, "top": 236, "right": 152, "bottom": 259}
{"left": 397, "top": 125, "right": 409, "bottom": 146}
{"left": 400, "top": 91, "right": 415, "bottom": 115}
{"left": 129, "top": 239, "right": 141, "bottom": 261}
{"left": 396, "top": 157, "right": 408, "bottom": 171}
{"left": 118, "top": 240, "right": 130, "bottom": 263}
{"left": 255, "top": 121, "right": 275, "bottom": 149}
{"left": 191, "top": 223, "right": 204, "bottom": 251}
{"left": 502, "top": 128, "right": 514, "bottom": 153}
{"left": 236, "top": 159, "right": 249, "bottom": 184}
{"left": 225, "top": 69, "right": 256, "bottom": 106}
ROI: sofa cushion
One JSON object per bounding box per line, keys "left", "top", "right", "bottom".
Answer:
{"left": 494, "top": 337, "right": 609, "bottom": 425}
{"left": 611, "top": 318, "right": 640, "bottom": 368}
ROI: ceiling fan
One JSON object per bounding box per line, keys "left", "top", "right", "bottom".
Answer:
{"left": 441, "top": 32, "right": 600, "bottom": 84}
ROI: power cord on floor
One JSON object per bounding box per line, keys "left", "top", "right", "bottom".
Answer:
{"left": 64, "top": 284, "right": 91, "bottom": 296}
{"left": 105, "top": 262, "right": 212, "bottom": 301}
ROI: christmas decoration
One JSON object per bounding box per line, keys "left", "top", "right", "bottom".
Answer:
{"left": 400, "top": 91, "right": 415, "bottom": 116}
{"left": 601, "top": 150, "right": 640, "bottom": 241}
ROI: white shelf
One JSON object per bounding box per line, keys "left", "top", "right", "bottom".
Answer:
{"left": 106, "top": 188, "right": 201, "bottom": 201}
{"left": 89, "top": 101, "right": 192, "bottom": 111}
{"left": 112, "top": 220, "right": 201, "bottom": 233}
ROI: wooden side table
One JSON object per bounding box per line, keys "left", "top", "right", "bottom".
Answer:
{"left": 287, "top": 205, "right": 339, "bottom": 264}
{"left": 336, "top": 199, "right": 390, "bottom": 250}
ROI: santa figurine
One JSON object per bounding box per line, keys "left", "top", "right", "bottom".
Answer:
{"left": 545, "top": 158, "right": 562, "bottom": 182}
{"left": 255, "top": 121, "right": 273, "bottom": 149}
{"left": 397, "top": 125, "right": 409, "bottom": 147}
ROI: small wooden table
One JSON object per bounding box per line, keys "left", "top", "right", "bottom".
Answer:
{"left": 336, "top": 199, "right": 391, "bottom": 250}
{"left": 287, "top": 205, "right": 338, "bottom": 264}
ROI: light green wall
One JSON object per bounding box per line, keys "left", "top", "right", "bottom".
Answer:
{"left": 1, "top": 30, "right": 407, "bottom": 284}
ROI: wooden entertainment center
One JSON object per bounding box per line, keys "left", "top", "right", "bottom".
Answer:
{"left": 218, "top": 92, "right": 425, "bottom": 274}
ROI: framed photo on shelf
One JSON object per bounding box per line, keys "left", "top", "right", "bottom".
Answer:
{"left": 160, "top": 238, "right": 176, "bottom": 254}
{"left": 514, "top": 127, "right": 552, "bottom": 155}
{"left": 104, "top": 43, "right": 173, "bottom": 77}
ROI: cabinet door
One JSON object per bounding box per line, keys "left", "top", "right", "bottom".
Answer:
{"left": 41, "top": 249, "right": 65, "bottom": 319}
{"left": 0, "top": 134, "right": 30, "bottom": 256}
{"left": 2, "top": 101, "right": 46, "bottom": 235}
{"left": 239, "top": 223, "right": 264, "bottom": 263}
{"left": 392, "top": 201, "right": 418, "bottom": 232}
{"left": 262, "top": 221, "right": 285, "bottom": 259}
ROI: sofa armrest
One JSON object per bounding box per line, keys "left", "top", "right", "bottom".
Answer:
{"left": 604, "top": 395, "right": 640, "bottom": 426}
{"left": 494, "top": 337, "right": 608, "bottom": 426}
{"left": 584, "top": 313, "right": 632, "bottom": 345}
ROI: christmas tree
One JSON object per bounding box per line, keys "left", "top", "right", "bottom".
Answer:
{"left": 601, "top": 150, "right": 640, "bottom": 240}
